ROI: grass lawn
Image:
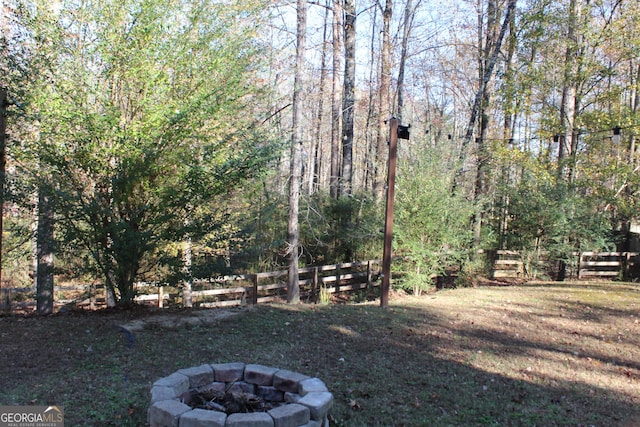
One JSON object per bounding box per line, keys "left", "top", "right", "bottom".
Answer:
{"left": 0, "top": 281, "right": 638, "bottom": 426}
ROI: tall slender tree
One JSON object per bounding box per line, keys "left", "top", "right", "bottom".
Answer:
{"left": 287, "top": 0, "right": 307, "bottom": 303}
{"left": 340, "top": 0, "right": 356, "bottom": 197}
{"left": 36, "top": 188, "right": 54, "bottom": 314}
{"left": 454, "top": 0, "right": 515, "bottom": 200}
{"left": 330, "top": 0, "right": 343, "bottom": 200}
{"left": 396, "top": 0, "right": 419, "bottom": 123}
{"left": 373, "top": 0, "right": 393, "bottom": 201}
{"left": 309, "top": 1, "right": 331, "bottom": 195}
{"left": 558, "top": 0, "right": 583, "bottom": 183}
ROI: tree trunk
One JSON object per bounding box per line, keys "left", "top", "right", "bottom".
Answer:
{"left": 0, "top": 88, "right": 6, "bottom": 293}
{"left": 36, "top": 188, "right": 54, "bottom": 315}
{"left": 340, "top": 0, "right": 356, "bottom": 197}
{"left": 373, "top": 0, "right": 393, "bottom": 202}
{"left": 473, "top": 0, "right": 501, "bottom": 244}
{"left": 502, "top": 2, "right": 517, "bottom": 143}
{"left": 630, "top": 63, "right": 640, "bottom": 166}
{"left": 330, "top": 0, "right": 343, "bottom": 200}
{"left": 310, "top": 1, "right": 331, "bottom": 195}
{"left": 558, "top": 0, "right": 584, "bottom": 184}
{"left": 454, "top": 0, "right": 516, "bottom": 193}
{"left": 396, "top": 0, "right": 415, "bottom": 122}
{"left": 182, "top": 232, "right": 193, "bottom": 308}
{"left": 287, "top": 0, "right": 307, "bottom": 303}
{"left": 499, "top": 7, "right": 517, "bottom": 249}
{"left": 363, "top": 5, "right": 379, "bottom": 193}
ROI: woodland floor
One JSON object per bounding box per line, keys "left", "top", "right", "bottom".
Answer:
{"left": 0, "top": 280, "right": 639, "bottom": 426}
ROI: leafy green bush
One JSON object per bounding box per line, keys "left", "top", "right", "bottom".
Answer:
{"left": 394, "top": 146, "right": 476, "bottom": 294}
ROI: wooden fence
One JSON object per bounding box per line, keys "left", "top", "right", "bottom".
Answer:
{"left": 578, "top": 252, "right": 639, "bottom": 279}
{"left": 3, "top": 252, "right": 638, "bottom": 312}
{"left": 1, "top": 260, "right": 382, "bottom": 312}
{"left": 490, "top": 250, "right": 524, "bottom": 278}
{"left": 491, "top": 250, "right": 639, "bottom": 280}
{"left": 150, "top": 259, "right": 381, "bottom": 308}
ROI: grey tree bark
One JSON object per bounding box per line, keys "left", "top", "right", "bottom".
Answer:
{"left": 330, "top": 0, "right": 343, "bottom": 200}
{"left": 340, "top": 0, "right": 356, "bottom": 197}
{"left": 454, "top": 0, "right": 516, "bottom": 193}
{"left": 373, "top": 0, "right": 393, "bottom": 201}
{"left": 287, "top": 0, "right": 307, "bottom": 303}
{"left": 36, "top": 189, "right": 54, "bottom": 314}
{"left": 558, "top": 0, "right": 583, "bottom": 183}
{"left": 310, "top": 1, "right": 331, "bottom": 195}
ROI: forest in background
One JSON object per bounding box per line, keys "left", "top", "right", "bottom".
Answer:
{"left": 1, "top": 0, "right": 639, "bottom": 309}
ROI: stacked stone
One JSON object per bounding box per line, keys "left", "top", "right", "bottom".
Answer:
{"left": 148, "top": 362, "right": 333, "bottom": 427}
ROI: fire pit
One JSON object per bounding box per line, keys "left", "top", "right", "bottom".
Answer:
{"left": 148, "top": 362, "right": 333, "bottom": 427}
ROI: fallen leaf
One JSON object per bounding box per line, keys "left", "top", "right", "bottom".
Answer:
{"left": 511, "top": 393, "right": 526, "bottom": 404}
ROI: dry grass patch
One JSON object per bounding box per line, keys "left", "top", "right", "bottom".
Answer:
{"left": 0, "top": 281, "right": 638, "bottom": 426}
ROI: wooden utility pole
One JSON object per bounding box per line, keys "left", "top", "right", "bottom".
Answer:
{"left": 380, "top": 118, "right": 410, "bottom": 307}
{"left": 380, "top": 118, "right": 398, "bottom": 307}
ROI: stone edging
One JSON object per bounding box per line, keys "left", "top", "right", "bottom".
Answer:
{"left": 148, "top": 362, "right": 333, "bottom": 427}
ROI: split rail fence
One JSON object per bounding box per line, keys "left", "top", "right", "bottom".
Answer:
{"left": 3, "top": 251, "right": 637, "bottom": 312}
{"left": 577, "top": 252, "right": 639, "bottom": 279}
{"left": 1, "top": 260, "right": 382, "bottom": 311}
{"left": 491, "top": 250, "right": 639, "bottom": 280}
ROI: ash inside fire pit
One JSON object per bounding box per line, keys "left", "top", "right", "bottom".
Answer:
{"left": 181, "top": 385, "right": 277, "bottom": 414}
{"left": 148, "top": 362, "right": 333, "bottom": 427}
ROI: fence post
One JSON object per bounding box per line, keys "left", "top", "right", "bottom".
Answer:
{"left": 158, "top": 286, "right": 164, "bottom": 308}
{"left": 366, "top": 261, "right": 372, "bottom": 289}
{"left": 252, "top": 274, "right": 259, "bottom": 305}
{"left": 578, "top": 252, "right": 584, "bottom": 279}
{"left": 624, "top": 252, "right": 631, "bottom": 280}
{"left": 312, "top": 267, "right": 319, "bottom": 303}
{"left": 89, "top": 284, "right": 96, "bottom": 310}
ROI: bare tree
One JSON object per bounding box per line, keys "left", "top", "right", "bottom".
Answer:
{"left": 330, "top": 0, "right": 343, "bottom": 199}
{"left": 309, "top": 0, "right": 332, "bottom": 195}
{"left": 558, "top": 0, "right": 583, "bottom": 182}
{"left": 287, "top": 0, "right": 307, "bottom": 303}
{"left": 454, "top": 0, "right": 516, "bottom": 193}
{"left": 363, "top": 5, "right": 379, "bottom": 193}
{"left": 372, "top": 0, "right": 393, "bottom": 201}
{"left": 340, "top": 0, "right": 356, "bottom": 197}
{"left": 0, "top": 88, "right": 6, "bottom": 296}
{"left": 396, "top": 0, "right": 419, "bottom": 123}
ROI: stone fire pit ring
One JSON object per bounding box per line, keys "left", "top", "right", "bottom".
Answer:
{"left": 148, "top": 362, "right": 333, "bottom": 427}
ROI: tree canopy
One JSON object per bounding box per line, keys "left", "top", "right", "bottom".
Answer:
{"left": 7, "top": 0, "right": 276, "bottom": 305}
{"left": 2, "top": 0, "right": 640, "bottom": 304}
